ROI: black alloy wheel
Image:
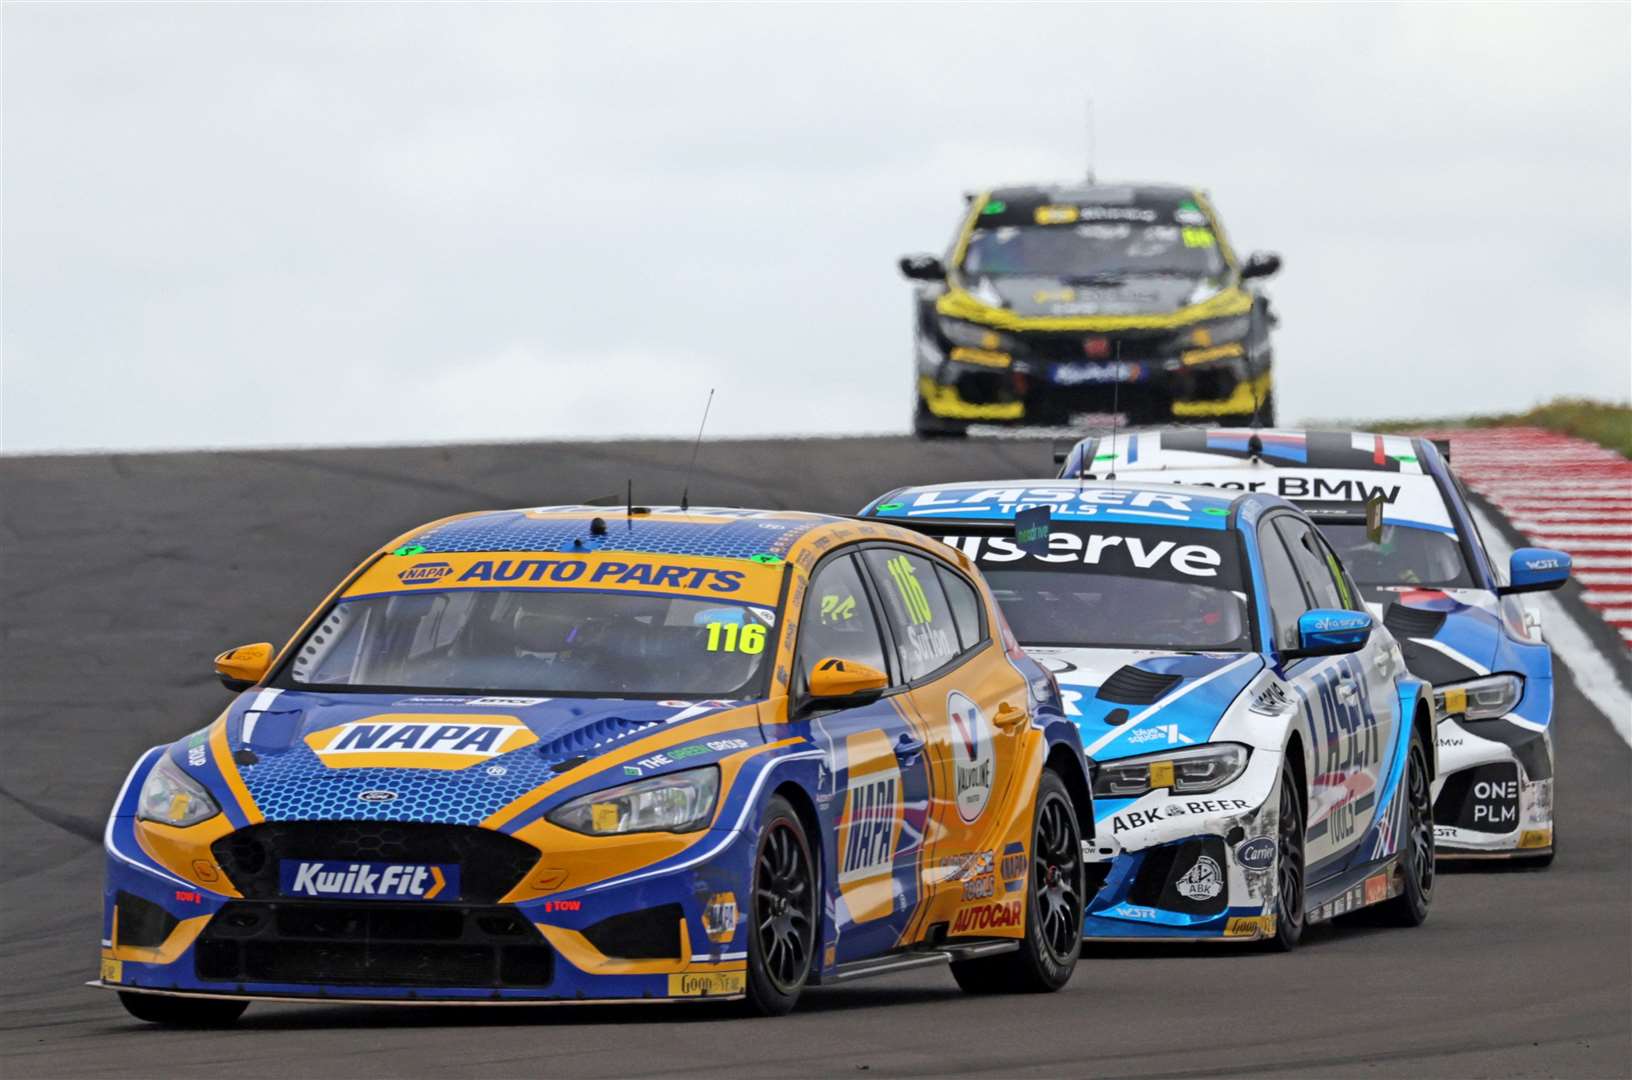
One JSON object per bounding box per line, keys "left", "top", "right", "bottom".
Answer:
{"left": 951, "top": 770, "right": 1083, "bottom": 994}
{"left": 1376, "top": 730, "right": 1435, "bottom": 926}
{"left": 743, "top": 796, "right": 816, "bottom": 1015}
{"left": 1269, "top": 758, "right": 1306, "bottom": 951}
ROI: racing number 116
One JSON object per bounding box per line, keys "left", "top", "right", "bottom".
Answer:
{"left": 705, "top": 622, "right": 766, "bottom": 654}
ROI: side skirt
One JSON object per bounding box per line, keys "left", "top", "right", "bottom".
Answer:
{"left": 1304, "top": 854, "right": 1402, "bottom": 924}
{"left": 814, "top": 940, "right": 1019, "bottom": 985}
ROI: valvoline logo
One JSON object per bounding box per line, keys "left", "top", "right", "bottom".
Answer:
{"left": 278, "top": 860, "right": 459, "bottom": 901}
{"left": 398, "top": 562, "right": 453, "bottom": 585}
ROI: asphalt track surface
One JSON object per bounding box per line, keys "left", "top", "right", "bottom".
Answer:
{"left": 2, "top": 436, "right": 1629, "bottom": 1079}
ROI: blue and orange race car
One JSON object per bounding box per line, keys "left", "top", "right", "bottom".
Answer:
{"left": 98, "top": 506, "right": 1092, "bottom": 1022}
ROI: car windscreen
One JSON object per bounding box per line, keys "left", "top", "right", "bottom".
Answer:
{"left": 283, "top": 588, "right": 777, "bottom": 697}
{"left": 961, "top": 223, "right": 1225, "bottom": 280}
{"left": 936, "top": 524, "right": 1251, "bottom": 651}
{"left": 1317, "top": 523, "right": 1474, "bottom": 589}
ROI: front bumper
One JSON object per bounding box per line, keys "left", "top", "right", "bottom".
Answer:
{"left": 1081, "top": 750, "right": 1281, "bottom": 942}
{"left": 101, "top": 815, "right": 756, "bottom": 1004}
{"left": 1432, "top": 715, "right": 1554, "bottom": 859}
{"left": 916, "top": 333, "right": 1269, "bottom": 426}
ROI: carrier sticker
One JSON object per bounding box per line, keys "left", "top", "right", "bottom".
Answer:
{"left": 836, "top": 730, "right": 904, "bottom": 924}
{"left": 305, "top": 714, "right": 538, "bottom": 770}
{"left": 947, "top": 691, "right": 995, "bottom": 823}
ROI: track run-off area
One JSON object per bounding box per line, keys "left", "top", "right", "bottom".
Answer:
{"left": 2, "top": 433, "right": 1628, "bottom": 1079}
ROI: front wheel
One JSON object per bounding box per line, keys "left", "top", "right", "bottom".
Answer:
{"left": 951, "top": 770, "right": 1083, "bottom": 994}
{"left": 118, "top": 991, "right": 248, "bottom": 1027}
{"left": 1268, "top": 758, "right": 1306, "bottom": 951}
{"left": 741, "top": 795, "right": 817, "bottom": 1016}
{"left": 1375, "top": 727, "right": 1435, "bottom": 926}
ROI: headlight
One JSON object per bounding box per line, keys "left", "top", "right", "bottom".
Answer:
{"left": 1092, "top": 744, "right": 1250, "bottom": 799}
{"left": 937, "top": 317, "right": 1013, "bottom": 352}
{"left": 547, "top": 766, "right": 720, "bottom": 836}
{"left": 136, "top": 755, "right": 221, "bottom": 828}
{"left": 1434, "top": 674, "right": 1522, "bottom": 721}
{"left": 1188, "top": 315, "right": 1251, "bottom": 347}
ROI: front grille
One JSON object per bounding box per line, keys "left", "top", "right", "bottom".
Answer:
{"left": 1097, "top": 666, "right": 1182, "bottom": 705}
{"left": 212, "top": 821, "right": 539, "bottom": 903}
{"left": 1019, "top": 328, "right": 1181, "bottom": 365}
{"left": 1384, "top": 603, "right": 1448, "bottom": 641}
{"left": 115, "top": 890, "right": 179, "bottom": 948}
{"left": 195, "top": 900, "right": 553, "bottom": 988}
{"left": 581, "top": 904, "right": 684, "bottom": 960}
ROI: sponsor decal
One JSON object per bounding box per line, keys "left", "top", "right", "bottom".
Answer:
{"left": 187, "top": 744, "right": 207, "bottom": 767}
{"left": 944, "top": 530, "right": 1222, "bottom": 579}
{"left": 836, "top": 730, "right": 904, "bottom": 924}
{"left": 456, "top": 558, "right": 745, "bottom": 593}
{"left": 100, "top": 957, "right": 123, "bottom": 983}
{"left": 702, "top": 892, "right": 739, "bottom": 944}
{"left": 668, "top": 970, "right": 746, "bottom": 997}
{"left": 1249, "top": 683, "right": 1295, "bottom": 715}
{"left": 191, "top": 860, "right": 221, "bottom": 883}
{"left": 1108, "top": 903, "right": 1161, "bottom": 921}
{"left": 952, "top": 898, "right": 1023, "bottom": 934}
{"left": 1471, "top": 777, "right": 1519, "bottom": 830}
{"left": 939, "top": 849, "right": 996, "bottom": 900}
{"left": 1235, "top": 837, "right": 1276, "bottom": 871}
{"left": 307, "top": 714, "right": 538, "bottom": 770}
{"left": 1127, "top": 724, "right": 1194, "bottom": 746}
{"left": 398, "top": 561, "right": 453, "bottom": 585}
{"left": 1000, "top": 842, "right": 1027, "bottom": 892}
{"left": 1111, "top": 798, "right": 1251, "bottom": 834}
{"left": 1175, "top": 855, "right": 1224, "bottom": 902}
{"left": 467, "top": 696, "right": 549, "bottom": 707}
{"left": 541, "top": 899, "right": 580, "bottom": 913}
{"left": 279, "top": 860, "right": 458, "bottom": 901}
{"left": 174, "top": 890, "right": 204, "bottom": 904}
{"left": 486, "top": 765, "right": 507, "bottom": 777}
{"left": 947, "top": 691, "right": 994, "bottom": 824}
{"left": 1015, "top": 504, "right": 1051, "bottom": 555}
{"left": 357, "top": 790, "right": 398, "bottom": 803}
{"left": 1363, "top": 873, "right": 1389, "bottom": 906}
{"left": 1223, "top": 915, "right": 1276, "bottom": 938}
{"left": 1519, "top": 828, "right": 1553, "bottom": 849}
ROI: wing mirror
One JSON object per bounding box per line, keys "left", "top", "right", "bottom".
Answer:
{"left": 214, "top": 642, "right": 274, "bottom": 692}
{"left": 898, "top": 254, "right": 946, "bottom": 281}
{"left": 1499, "top": 548, "right": 1571, "bottom": 595}
{"left": 1240, "top": 250, "right": 1282, "bottom": 280}
{"left": 1284, "top": 610, "right": 1372, "bottom": 660}
{"left": 806, "top": 656, "right": 889, "bottom": 706}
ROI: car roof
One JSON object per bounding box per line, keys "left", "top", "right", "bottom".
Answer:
{"left": 383, "top": 506, "right": 969, "bottom": 572}
{"left": 861, "top": 479, "right": 1255, "bottom": 531}
{"left": 982, "top": 180, "right": 1199, "bottom": 204}
{"left": 1060, "top": 428, "right": 1435, "bottom": 477}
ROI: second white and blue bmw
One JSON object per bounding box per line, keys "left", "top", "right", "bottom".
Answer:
{"left": 861, "top": 479, "right": 1435, "bottom": 949}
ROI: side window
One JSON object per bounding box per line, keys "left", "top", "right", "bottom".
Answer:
{"left": 861, "top": 548, "right": 961, "bottom": 681}
{"left": 1311, "top": 531, "right": 1363, "bottom": 611}
{"left": 935, "top": 563, "right": 986, "bottom": 652}
{"left": 1275, "top": 518, "right": 1344, "bottom": 610}
{"left": 1257, "top": 522, "right": 1309, "bottom": 651}
{"left": 797, "top": 555, "right": 890, "bottom": 689}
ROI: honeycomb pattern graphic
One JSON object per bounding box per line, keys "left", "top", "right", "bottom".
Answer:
{"left": 409, "top": 511, "right": 821, "bottom": 560}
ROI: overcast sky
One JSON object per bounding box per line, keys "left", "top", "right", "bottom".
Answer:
{"left": 3, "top": 3, "right": 1628, "bottom": 453}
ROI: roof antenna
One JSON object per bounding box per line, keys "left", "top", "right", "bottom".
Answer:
{"left": 625, "top": 478, "right": 633, "bottom": 531}
{"left": 1105, "top": 340, "right": 1122, "bottom": 483}
{"left": 678, "top": 387, "right": 715, "bottom": 513}
{"left": 1085, "top": 96, "right": 1096, "bottom": 183}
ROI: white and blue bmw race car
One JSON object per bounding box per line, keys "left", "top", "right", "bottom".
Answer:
{"left": 1056, "top": 429, "right": 1572, "bottom": 863}
{"left": 860, "top": 479, "right": 1436, "bottom": 948}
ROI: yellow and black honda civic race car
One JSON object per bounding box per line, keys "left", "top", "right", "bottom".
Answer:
{"left": 899, "top": 182, "right": 1281, "bottom": 437}
{"left": 97, "top": 506, "right": 1093, "bottom": 1022}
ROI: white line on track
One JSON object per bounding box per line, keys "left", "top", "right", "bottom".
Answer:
{"left": 1471, "top": 503, "right": 1632, "bottom": 746}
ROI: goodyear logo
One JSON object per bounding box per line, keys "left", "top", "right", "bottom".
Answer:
{"left": 667, "top": 970, "right": 746, "bottom": 997}
{"left": 398, "top": 561, "right": 453, "bottom": 585}
{"left": 305, "top": 714, "right": 538, "bottom": 770}
{"left": 279, "top": 859, "right": 458, "bottom": 901}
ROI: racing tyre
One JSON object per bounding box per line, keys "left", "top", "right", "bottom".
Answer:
{"left": 118, "top": 992, "right": 248, "bottom": 1027}
{"left": 951, "top": 770, "right": 1083, "bottom": 994}
{"left": 1374, "top": 727, "right": 1435, "bottom": 926}
{"left": 741, "top": 795, "right": 817, "bottom": 1016}
{"left": 913, "top": 398, "right": 968, "bottom": 439}
{"left": 1267, "top": 758, "right": 1306, "bottom": 952}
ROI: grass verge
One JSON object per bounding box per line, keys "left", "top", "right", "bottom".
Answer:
{"left": 1345, "top": 397, "right": 1631, "bottom": 458}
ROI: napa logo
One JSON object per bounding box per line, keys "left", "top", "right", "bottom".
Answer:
{"left": 305, "top": 713, "right": 538, "bottom": 770}
{"left": 398, "top": 561, "right": 453, "bottom": 585}
{"left": 835, "top": 730, "right": 904, "bottom": 925}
